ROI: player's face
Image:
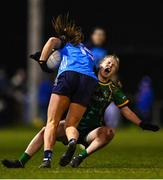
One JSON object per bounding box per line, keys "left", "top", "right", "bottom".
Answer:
{"left": 91, "top": 29, "right": 106, "bottom": 46}
{"left": 99, "top": 57, "right": 118, "bottom": 78}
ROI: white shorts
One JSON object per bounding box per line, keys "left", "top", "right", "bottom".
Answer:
{"left": 104, "top": 102, "right": 121, "bottom": 129}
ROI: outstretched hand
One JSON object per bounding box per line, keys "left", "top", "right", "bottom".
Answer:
{"left": 139, "top": 121, "right": 160, "bottom": 132}
{"left": 29, "top": 51, "right": 53, "bottom": 73}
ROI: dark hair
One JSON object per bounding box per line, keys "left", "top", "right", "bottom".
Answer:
{"left": 52, "top": 14, "right": 84, "bottom": 45}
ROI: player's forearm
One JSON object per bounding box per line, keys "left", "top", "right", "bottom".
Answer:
{"left": 40, "top": 37, "right": 61, "bottom": 61}
{"left": 121, "top": 106, "right": 141, "bottom": 126}
{"left": 121, "top": 106, "right": 160, "bottom": 131}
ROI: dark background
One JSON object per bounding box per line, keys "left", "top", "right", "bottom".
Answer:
{"left": 1, "top": 0, "right": 163, "bottom": 98}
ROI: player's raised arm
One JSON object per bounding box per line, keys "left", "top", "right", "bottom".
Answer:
{"left": 120, "top": 106, "right": 160, "bottom": 132}
{"left": 29, "top": 37, "right": 62, "bottom": 73}
{"left": 39, "top": 37, "right": 62, "bottom": 61}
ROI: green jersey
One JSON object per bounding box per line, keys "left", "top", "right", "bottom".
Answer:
{"left": 78, "top": 80, "right": 129, "bottom": 132}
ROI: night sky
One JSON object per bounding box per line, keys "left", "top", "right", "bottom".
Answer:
{"left": 1, "top": 0, "right": 163, "bottom": 97}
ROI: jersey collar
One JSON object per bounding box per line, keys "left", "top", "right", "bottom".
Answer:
{"left": 99, "top": 80, "right": 112, "bottom": 86}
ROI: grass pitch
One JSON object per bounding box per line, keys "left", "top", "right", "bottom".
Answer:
{"left": 0, "top": 127, "right": 163, "bottom": 179}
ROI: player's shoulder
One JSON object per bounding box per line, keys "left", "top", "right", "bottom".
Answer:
{"left": 108, "top": 80, "right": 125, "bottom": 95}
{"left": 108, "top": 80, "right": 120, "bottom": 89}
{"left": 63, "top": 43, "right": 83, "bottom": 50}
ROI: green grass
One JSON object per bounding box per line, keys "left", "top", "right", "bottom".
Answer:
{"left": 0, "top": 127, "right": 163, "bottom": 179}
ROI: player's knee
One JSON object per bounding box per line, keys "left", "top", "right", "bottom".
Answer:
{"left": 47, "top": 113, "right": 59, "bottom": 124}
{"left": 46, "top": 118, "right": 58, "bottom": 129}
{"left": 106, "top": 128, "right": 115, "bottom": 141}
{"left": 101, "top": 127, "right": 114, "bottom": 144}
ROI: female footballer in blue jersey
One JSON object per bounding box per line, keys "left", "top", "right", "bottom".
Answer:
{"left": 35, "top": 14, "right": 98, "bottom": 168}
{"left": 2, "top": 55, "right": 159, "bottom": 169}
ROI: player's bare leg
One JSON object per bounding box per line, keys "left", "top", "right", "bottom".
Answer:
{"left": 59, "top": 103, "right": 86, "bottom": 166}
{"left": 44, "top": 94, "right": 69, "bottom": 149}
{"left": 70, "top": 127, "right": 115, "bottom": 168}
{"left": 86, "top": 127, "right": 115, "bottom": 154}
{"left": 1, "top": 121, "right": 66, "bottom": 168}
{"left": 65, "top": 103, "right": 87, "bottom": 140}
{"left": 25, "top": 120, "right": 66, "bottom": 156}
{"left": 39, "top": 94, "right": 70, "bottom": 168}
{"left": 25, "top": 127, "right": 45, "bottom": 156}
{"left": 1, "top": 127, "right": 46, "bottom": 168}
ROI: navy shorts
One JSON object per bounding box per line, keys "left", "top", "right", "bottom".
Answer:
{"left": 52, "top": 71, "right": 98, "bottom": 107}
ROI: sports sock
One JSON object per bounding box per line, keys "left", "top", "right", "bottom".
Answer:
{"left": 43, "top": 150, "right": 53, "bottom": 161}
{"left": 19, "top": 152, "right": 31, "bottom": 165}
{"left": 68, "top": 138, "right": 77, "bottom": 146}
{"left": 79, "top": 149, "right": 88, "bottom": 159}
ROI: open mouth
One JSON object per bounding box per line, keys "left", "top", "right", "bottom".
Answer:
{"left": 104, "top": 68, "right": 110, "bottom": 73}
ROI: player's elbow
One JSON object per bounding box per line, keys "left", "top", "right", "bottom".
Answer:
{"left": 47, "top": 37, "right": 61, "bottom": 49}
{"left": 48, "top": 37, "right": 59, "bottom": 44}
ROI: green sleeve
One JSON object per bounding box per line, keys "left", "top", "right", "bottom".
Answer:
{"left": 111, "top": 83, "right": 129, "bottom": 108}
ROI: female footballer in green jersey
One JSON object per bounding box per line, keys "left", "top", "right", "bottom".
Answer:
{"left": 2, "top": 55, "right": 159, "bottom": 168}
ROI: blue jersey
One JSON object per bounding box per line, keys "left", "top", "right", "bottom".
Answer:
{"left": 58, "top": 43, "right": 97, "bottom": 80}
{"left": 91, "top": 47, "right": 107, "bottom": 68}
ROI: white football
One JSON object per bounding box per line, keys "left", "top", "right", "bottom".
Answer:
{"left": 46, "top": 50, "right": 62, "bottom": 70}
